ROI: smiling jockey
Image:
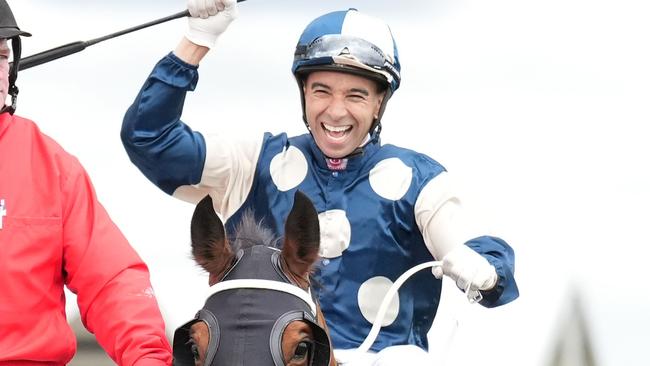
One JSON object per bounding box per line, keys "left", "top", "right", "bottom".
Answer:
{"left": 121, "top": 1, "right": 519, "bottom": 364}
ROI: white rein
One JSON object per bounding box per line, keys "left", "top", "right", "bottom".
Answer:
{"left": 356, "top": 261, "right": 482, "bottom": 353}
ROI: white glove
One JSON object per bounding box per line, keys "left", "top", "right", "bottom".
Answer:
{"left": 432, "top": 245, "right": 498, "bottom": 292}
{"left": 186, "top": 0, "right": 239, "bottom": 48}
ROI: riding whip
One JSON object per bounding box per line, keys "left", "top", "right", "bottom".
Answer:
{"left": 13, "top": 0, "right": 247, "bottom": 72}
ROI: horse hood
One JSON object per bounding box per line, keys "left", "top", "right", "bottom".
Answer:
{"left": 173, "top": 245, "right": 330, "bottom": 366}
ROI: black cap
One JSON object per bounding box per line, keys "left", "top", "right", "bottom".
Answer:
{"left": 0, "top": 0, "right": 31, "bottom": 39}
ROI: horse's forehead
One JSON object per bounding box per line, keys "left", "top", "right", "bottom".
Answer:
{"left": 206, "top": 245, "right": 318, "bottom": 315}
{"left": 222, "top": 245, "right": 285, "bottom": 280}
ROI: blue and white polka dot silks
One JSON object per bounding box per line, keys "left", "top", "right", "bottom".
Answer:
{"left": 223, "top": 133, "right": 445, "bottom": 350}
{"left": 122, "top": 53, "right": 519, "bottom": 352}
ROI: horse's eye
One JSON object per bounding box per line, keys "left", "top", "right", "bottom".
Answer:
{"left": 191, "top": 343, "right": 200, "bottom": 361}
{"left": 292, "top": 341, "right": 312, "bottom": 361}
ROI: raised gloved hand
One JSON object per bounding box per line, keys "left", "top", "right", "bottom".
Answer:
{"left": 432, "top": 245, "right": 498, "bottom": 293}
{"left": 186, "top": 0, "right": 239, "bottom": 48}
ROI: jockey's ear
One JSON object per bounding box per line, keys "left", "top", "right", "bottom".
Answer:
{"left": 190, "top": 195, "right": 233, "bottom": 280}
{"left": 282, "top": 190, "right": 320, "bottom": 278}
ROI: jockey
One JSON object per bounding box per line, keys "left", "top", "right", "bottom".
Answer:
{"left": 0, "top": 1, "right": 172, "bottom": 365}
{"left": 121, "top": 1, "right": 519, "bottom": 364}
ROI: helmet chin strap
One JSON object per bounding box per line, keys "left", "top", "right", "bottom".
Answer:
{"left": 2, "top": 37, "right": 22, "bottom": 115}
{"left": 341, "top": 121, "right": 381, "bottom": 159}
{"left": 1, "top": 84, "right": 18, "bottom": 115}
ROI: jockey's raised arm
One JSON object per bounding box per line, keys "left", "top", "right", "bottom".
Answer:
{"left": 120, "top": 1, "right": 520, "bottom": 364}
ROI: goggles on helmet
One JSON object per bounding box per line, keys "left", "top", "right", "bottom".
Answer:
{"left": 294, "top": 34, "right": 400, "bottom": 90}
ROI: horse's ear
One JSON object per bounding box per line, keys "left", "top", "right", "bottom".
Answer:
{"left": 282, "top": 191, "right": 320, "bottom": 278}
{"left": 191, "top": 195, "right": 233, "bottom": 284}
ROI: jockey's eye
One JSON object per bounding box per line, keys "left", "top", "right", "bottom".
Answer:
{"left": 292, "top": 340, "right": 312, "bottom": 361}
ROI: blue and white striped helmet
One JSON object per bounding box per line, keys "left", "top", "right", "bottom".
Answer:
{"left": 293, "top": 8, "right": 401, "bottom": 93}
{"left": 292, "top": 9, "right": 401, "bottom": 137}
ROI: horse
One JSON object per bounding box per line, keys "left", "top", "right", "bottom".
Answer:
{"left": 172, "top": 191, "right": 336, "bottom": 366}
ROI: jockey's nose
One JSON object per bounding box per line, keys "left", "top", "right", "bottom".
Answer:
{"left": 324, "top": 95, "right": 348, "bottom": 121}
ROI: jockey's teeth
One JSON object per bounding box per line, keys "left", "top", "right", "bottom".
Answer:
{"left": 323, "top": 124, "right": 351, "bottom": 140}
{"left": 323, "top": 123, "right": 352, "bottom": 133}
{"left": 323, "top": 123, "right": 352, "bottom": 132}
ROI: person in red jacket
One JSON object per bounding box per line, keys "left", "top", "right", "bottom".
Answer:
{"left": 0, "top": 1, "right": 172, "bottom": 365}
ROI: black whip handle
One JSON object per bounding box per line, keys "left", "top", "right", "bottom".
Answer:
{"left": 18, "top": 41, "right": 87, "bottom": 71}
{"left": 16, "top": 10, "right": 191, "bottom": 71}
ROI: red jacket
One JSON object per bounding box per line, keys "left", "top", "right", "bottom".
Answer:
{"left": 0, "top": 113, "right": 172, "bottom": 365}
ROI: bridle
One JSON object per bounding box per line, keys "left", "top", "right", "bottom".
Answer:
{"left": 172, "top": 245, "right": 331, "bottom": 366}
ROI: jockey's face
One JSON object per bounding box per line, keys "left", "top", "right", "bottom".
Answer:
{"left": 304, "top": 71, "right": 385, "bottom": 159}
{"left": 0, "top": 39, "right": 10, "bottom": 106}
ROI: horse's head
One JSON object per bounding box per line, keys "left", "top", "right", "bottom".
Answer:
{"left": 173, "top": 191, "right": 334, "bottom": 366}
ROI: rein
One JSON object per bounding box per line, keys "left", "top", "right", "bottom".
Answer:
{"left": 356, "top": 261, "right": 481, "bottom": 353}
